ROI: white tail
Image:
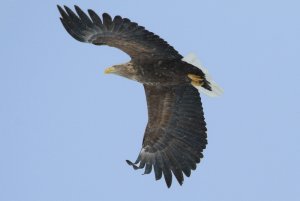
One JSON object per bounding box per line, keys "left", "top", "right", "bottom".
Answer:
{"left": 182, "top": 53, "right": 223, "bottom": 97}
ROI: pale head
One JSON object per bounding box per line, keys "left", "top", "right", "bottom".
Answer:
{"left": 104, "top": 61, "right": 138, "bottom": 81}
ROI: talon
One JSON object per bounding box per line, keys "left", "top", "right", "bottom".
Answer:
{"left": 188, "top": 74, "right": 204, "bottom": 86}
{"left": 188, "top": 74, "right": 203, "bottom": 81}
{"left": 191, "top": 80, "right": 204, "bottom": 86}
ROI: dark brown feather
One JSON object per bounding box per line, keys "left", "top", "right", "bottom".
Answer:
{"left": 57, "top": 5, "right": 182, "bottom": 60}
{"left": 127, "top": 85, "right": 207, "bottom": 187}
{"left": 87, "top": 9, "right": 103, "bottom": 27}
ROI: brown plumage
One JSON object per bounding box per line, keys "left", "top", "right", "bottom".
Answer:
{"left": 58, "top": 5, "right": 220, "bottom": 187}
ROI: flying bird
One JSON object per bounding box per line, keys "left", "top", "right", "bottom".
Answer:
{"left": 57, "top": 5, "right": 222, "bottom": 187}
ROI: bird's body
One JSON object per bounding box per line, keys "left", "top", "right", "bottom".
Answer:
{"left": 58, "top": 5, "right": 222, "bottom": 187}
{"left": 112, "top": 59, "right": 204, "bottom": 86}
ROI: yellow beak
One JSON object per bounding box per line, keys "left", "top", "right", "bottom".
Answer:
{"left": 104, "top": 67, "right": 116, "bottom": 74}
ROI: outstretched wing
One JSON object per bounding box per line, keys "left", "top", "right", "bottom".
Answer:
{"left": 126, "top": 85, "right": 207, "bottom": 187}
{"left": 57, "top": 5, "right": 182, "bottom": 60}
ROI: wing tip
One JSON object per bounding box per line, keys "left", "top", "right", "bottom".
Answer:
{"left": 165, "top": 178, "right": 172, "bottom": 188}
{"left": 57, "top": 5, "right": 66, "bottom": 16}
{"left": 126, "top": 160, "right": 140, "bottom": 170}
{"left": 74, "top": 5, "right": 81, "bottom": 12}
{"left": 63, "top": 5, "right": 71, "bottom": 12}
{"left": 87, "top": 9, "right": 95, "bottom": 15}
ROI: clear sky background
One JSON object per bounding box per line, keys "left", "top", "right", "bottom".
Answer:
{"left": 1, "top": 0, "right": 299, "bottom": 201}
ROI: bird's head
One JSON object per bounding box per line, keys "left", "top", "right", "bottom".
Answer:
{"left": 104, "top": 62, "right": 138, "bottom": 81}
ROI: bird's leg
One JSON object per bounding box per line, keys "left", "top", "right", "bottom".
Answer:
{"left": 187, "top": 74, "right": 204, "bottom": 86}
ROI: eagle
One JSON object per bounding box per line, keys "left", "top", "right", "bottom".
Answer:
{"left": 57, "top": 5, "right": 222, "bottom": 187}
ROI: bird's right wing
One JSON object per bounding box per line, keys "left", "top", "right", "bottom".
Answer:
{"left": 126, "top": 84, "right": 207, "bottom": 187}
{"left": 57, "top": 5, "right": 182, "bottom": 60}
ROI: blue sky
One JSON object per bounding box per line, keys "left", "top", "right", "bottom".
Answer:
{"left": 1, "top": 0, "right": 299, "bottom": 201}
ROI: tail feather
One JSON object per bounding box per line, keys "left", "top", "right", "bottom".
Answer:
{"left": 182, "top": 53, "right": 223, "bottom": 97}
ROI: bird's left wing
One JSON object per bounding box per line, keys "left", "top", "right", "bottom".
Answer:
{"left": 126, "top": 85, "right": 207, "bottom": 187}
{"left": 57, "top": 5, "right": 182, "bottom": 60}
